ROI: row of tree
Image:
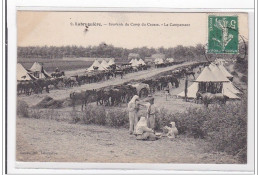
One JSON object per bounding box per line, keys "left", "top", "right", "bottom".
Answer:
{"left": 17, "top": 43, "right": 207, "bottom": 62}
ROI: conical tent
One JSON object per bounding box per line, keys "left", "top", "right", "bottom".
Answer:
{"left": 218, "top": 64, "right": 233, "bottom": 79}
{"left": 92, "top": 60, "right": 100, "bottom": 67}
{"left": 30, "top": 62, "right": 50, "bottom": 78}
{"left": 17, "top": 63, "right": 36, "bottom": 81}
{"left": 87, "top": 60, "right": 100, "bottom": 72}
{"left": 129, "top": 59, "right": 134, "bottom": 64}
{"left": 166, "top": 58, "right": 174, "bottom": 63}
{"left": 108, "top": 58, "right": 115, "bottom": 66}
{"left": 211, "top": 64, "right": 241, "bottom": 95}
{"left": 210, "top": 64, "right": 231, "bottom": 82}
{"left": 98, "top": 62, "right": 108, "bottom": 71}
{"left": 138, "top": 59, "right": 146, "bottom": 65}
{"left": 177, "top": 82, "right": 199, "bottom": 98}
{"left": 195, "top": 67, "right": 229, "bottom": 82}
{"left": 157, "top": 58, "right": 164, "bottom": 64}
{"left": 30, "top": 62, "right": 41, "bottom": 72}
{"left": 131, "top": 59, "right": 138, "bottom": 67}
{"left": 100, "top": 60, "right": 110, "bottom": 68}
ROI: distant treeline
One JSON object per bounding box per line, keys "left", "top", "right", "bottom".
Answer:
{"left": 17, "top": 43, "right": 207, "bottom": 62}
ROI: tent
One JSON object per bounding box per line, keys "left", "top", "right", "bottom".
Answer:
{"left": 195, "top": 67, "right": 229, "bottom": 82}
{"left": 98, "top": 64, "right": 108, "bottom": 71}
{"left": 100, "top": 60, "right": 110, "bottom": 68}
{"left": 166, "top": 58, "right": 174, "bottom": 63}
{"left": 210, "top": 65, "right": 241, "bottom": 94}
{"left": 209, "top": 63, "right": 233, "bottom": 81}
{"left": 177, "top": 66, "right": 240, "bottom": 99}
{"left": 17, "top": 63, "right": 36, "bottom": 81}
{"left": 177, "top": 82, "right": 199, "bottom": 98}
{"left": 87, "top": 60, "right": 100, "bottom": 72}
{"left": 131, "top": 59, "right": 139, "bottom": 67}
{"left": 218, "top": 64, "right": 233, "bottom": 79}
{"left": 129, "top": 59, "right": 134, "bottom": 64}
{"left": 29, "top": 62, "right": 51, "bottom": 78}
{"left": 138, "top": 59, "right": 146, "bottom": 65}
{"left": 156, "top": 58, "right": 164, "bottom": 64}
{"left": 108, "top": 58, "right": 115, "bottom": 66}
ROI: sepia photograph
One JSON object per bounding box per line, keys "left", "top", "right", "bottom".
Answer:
{"left": 16, "top": 11, "right": 249, "bottom": 164}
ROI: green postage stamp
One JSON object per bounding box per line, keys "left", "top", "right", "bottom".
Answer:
{"left": 208, "top": 16, "right": 238, "bottom": 54}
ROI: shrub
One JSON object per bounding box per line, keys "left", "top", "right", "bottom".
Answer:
{"left": 30, "top": 109, "right": 42, "bottom": 119}
{"left": 106, "top": 109, "right": 128, "bottom": 128}
{"left": 83, "top": 105, "right": 106, "bottom": 125}
{"left": 154, "top": 96, "right": 247, "bottom": 163}
{"left": 17, "top": 100, "right": 29, "bottom": 118}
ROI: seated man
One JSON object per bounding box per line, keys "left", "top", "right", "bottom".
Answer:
{"left": 135, "top": 117, "right": 157, "bottom": 141}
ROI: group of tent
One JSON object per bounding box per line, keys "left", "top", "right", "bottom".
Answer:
{"left": 129, "top": 59, "right": 146, "bottom": 67}
{"left": 87, "top": 59, "right": 115, "bottom": 72}
{"left": 154, "top": 58, "right": 174, "bottom": 64}
{"left": 17, "top": 62, "right": 51, "bottom": 81}
{"left": 177, "top": 62, "right": 241, "bottom": 99}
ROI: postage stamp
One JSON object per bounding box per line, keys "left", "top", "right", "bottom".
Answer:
{"left": 208, "top": 16, "right": 238, "bottom": 54}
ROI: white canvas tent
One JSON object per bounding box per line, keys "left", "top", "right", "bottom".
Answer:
{"left": 218, "top": 64, "right": 233, "bottom": 79}
{"left": 87, "top": 60, "right": 100, "bottom": 72}
{"left": 17, "top": 63, "right": 36, "bottom": 81}
{"left": 138, "top": 59, "right": 146, "bottom": 65}
{"left": 108, "top": 58, "right": 115, "bottom": 66}
{"left": 166, "top": 58, "right": 174, "bottom": 63}
{"left": 129, "top": 59, "right": 134, "bottom": 64}
{"left": 156, "top": 58, "right": 164, "bottom": 64}
{"left": 29, "top": 62, "right": 51, "bottom": 78}
{"left": 177, "top": 82, "right": 198, "bottom": 98}
{"left": 100, "top": 60, "right": 110, "bottom": 68}
{"left": 177, "top": 66, "right": 240, "bottom": 99}
{"left": 98, "top": 64, "right": 108, "bottom": 71}
{"left": 131, "top": 59, "right": 139, "bottom": 67}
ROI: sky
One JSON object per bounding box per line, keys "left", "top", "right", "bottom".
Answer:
{"left": 17, "top": 12, "right": 248, "bottom": 49}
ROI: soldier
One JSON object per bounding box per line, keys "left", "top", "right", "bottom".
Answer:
{"left": 147, "top": 96, "right": 158, "bottom": 130}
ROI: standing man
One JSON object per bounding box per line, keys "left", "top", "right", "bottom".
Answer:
{"left": 128, "top": 95, "right": 140, "bottom": 135}
{"left": 184, "top": 74, "right": 188, "bottom": 102}
{"left": 147, "top": 97, "right": 157, "bottom": 130}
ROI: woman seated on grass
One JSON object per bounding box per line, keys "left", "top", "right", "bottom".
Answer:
{"left": 135, "top": 117, "right": 157, "bottom": 141}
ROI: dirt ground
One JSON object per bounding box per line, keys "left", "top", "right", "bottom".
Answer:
{"left": 16, "top": 117, "right": 239, "bottom": 163}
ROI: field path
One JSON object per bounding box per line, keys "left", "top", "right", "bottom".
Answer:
{"left": 16, "top": 117, "right": 239, "bottom": 163}
{"left": 18, "top": 62, "right": 195, "bottom": 106}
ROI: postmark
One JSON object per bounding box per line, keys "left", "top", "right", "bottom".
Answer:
{"left": 208, "top": 16, "right": 238, "bottom": 54}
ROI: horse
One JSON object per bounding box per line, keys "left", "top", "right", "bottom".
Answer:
{"left": 51, "top": 71, "right": 65, "bottom": 78}
{"left": 196, "top": 92, "right": 229, "bottom": 107}
{"left": 70, "top": 89, "right": 96, "bottom": 111}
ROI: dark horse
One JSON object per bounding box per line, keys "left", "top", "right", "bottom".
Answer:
{"left": 70, "top": 89, "right": 96, "bottom": 111}
{"left": 51, "top": 71, "right": 65, "bottom": 78}
{"left": 196, "top": 92, "right": 229, "bottom": 107}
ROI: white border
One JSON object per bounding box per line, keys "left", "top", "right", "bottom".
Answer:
{"left": 6, "top": 1, "right": 255, "bottom": 174}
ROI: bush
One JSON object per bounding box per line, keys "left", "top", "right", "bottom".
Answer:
{"left": 83, "top": 105, "right": 106, "bottom": 125}
{"left": 106, "top": 109, "right": 128, "bottom": 128}
{"left": 17, "top": 100, "right": 29, "bottom": 118}
{"left": 154, "top": 96, "right": 247, "bottom": 163}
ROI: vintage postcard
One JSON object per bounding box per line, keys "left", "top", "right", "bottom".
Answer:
{"left": 16, "top": 11, "right": 249, "bottom": 165}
